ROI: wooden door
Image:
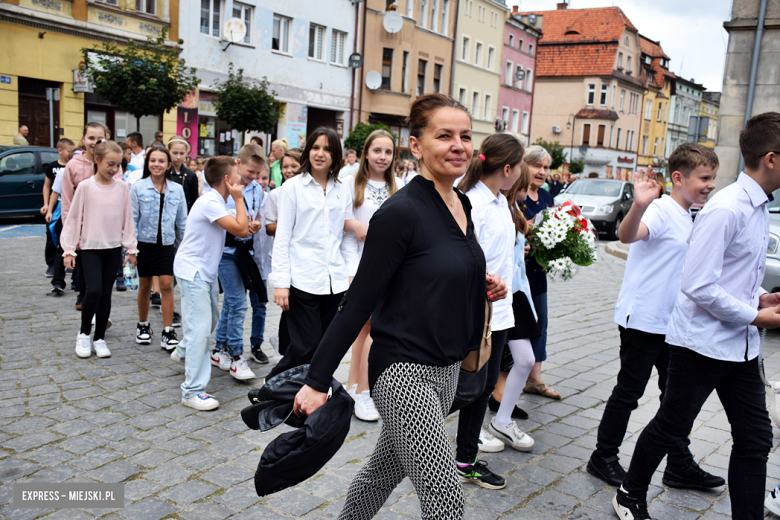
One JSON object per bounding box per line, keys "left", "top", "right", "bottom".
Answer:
{"left": 18, "top": 94, "right": 59, "bottom": 147}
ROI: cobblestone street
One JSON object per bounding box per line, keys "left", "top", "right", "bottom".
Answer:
{"left": 2, "top": 228, "right": 780, "bottom": 519}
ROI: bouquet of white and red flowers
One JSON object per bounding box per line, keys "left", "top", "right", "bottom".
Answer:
{"left": 528, "top": 201, "right": 598, "bottom": 280}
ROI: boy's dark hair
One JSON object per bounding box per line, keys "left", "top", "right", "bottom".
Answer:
{"left": 669, "top": 143, "right": 719, "bottom": 177}
{"left": 119, "top": 142, "right": 131, "bottom": 151}
{"left": 740, "top": 112, "right": 780, "bottom": 170}
{"left": 250, "top": 136, "right": 264, "bottom": 147}
{"left": 56, "top": 138, "right": 75, "bottom": 149}
{"left": 205, "top": 156, "right": 236, "bottom": 187}
{"left": 299, "top": 127, "right": 342, "bottom": 181}
{"left": 127, "top": 132, "right": 143, "bottom": 148}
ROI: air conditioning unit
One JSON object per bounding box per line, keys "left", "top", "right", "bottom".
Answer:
{"left": 551, "top": 125, "right": 562, "bottom": 134}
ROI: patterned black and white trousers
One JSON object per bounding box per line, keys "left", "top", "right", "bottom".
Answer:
{"left": 338, "top": 362, "right": 464, "bottom": 520}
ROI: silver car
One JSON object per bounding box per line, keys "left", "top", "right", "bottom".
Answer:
{"left": 553, "top": 179, "right": 634, "bottom": 240}
{"left": 762, "top": 199, "right": 780, "bottom": 293}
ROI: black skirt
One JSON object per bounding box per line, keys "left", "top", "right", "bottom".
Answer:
{"left": 136, "top": 241, "right": 175, "bottom": 277}
{"left": 506, "top": 291, "right": 542, "bottom": 341}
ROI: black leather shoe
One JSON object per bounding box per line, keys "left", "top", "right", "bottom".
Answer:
{"left": 587, "top": 453, "right": 626, "bottom": 486}
{"left": 488, "top": 395, "right": 529, "bottom": 420}
{"left": 663, "top": 460, "right": 725, "bottom": 490}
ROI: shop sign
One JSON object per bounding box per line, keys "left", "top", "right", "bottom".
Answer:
{"left": 287, "top": 122, "right": 306, "bottom": 149}
{"left": 336, "top": 120, "right": 344, "bottom": 139}
{"left": 198, "top": 92, "right": 217, "bottom": 116}
{"left": 617, "top": 156, "right": 634, "bottom": 164}
{"left": 0, "top": 76, "right": 11, "bottom": 84}
{"left": 72, "top": 69, "right": 92, "bottom": 93}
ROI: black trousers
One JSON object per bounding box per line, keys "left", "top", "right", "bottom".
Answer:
{"left": 80, "top": 248, "right": 122, "bottom": 340}
{"left": 623, "top": 346, "right": 772, "bottom": 520}
{"left": 595, "top": 326, "right": 692, "bottom": 464}
{"left": 268, "top": 286, "right": 344, "bottom": 378}
{"left": 278, "top": 310, "right": 291, "bottom": 356}
{"left": 51, "top": 217, "right": 67, "bottom": 290}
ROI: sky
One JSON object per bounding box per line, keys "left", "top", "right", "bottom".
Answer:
{"left": 514, "top": 0, "right": 733, "bottom": 92}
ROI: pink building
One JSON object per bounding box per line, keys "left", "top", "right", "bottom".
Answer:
{"left": 497, "top": 7, "right": 542, "bottom": 145}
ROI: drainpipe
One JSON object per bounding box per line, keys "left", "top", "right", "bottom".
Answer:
{"left": 350, "top": 1, "right": 359, "bottom": 132}
{"left": 449, "top": 0, "right": 461, "bottom": 96}
{"left": 738, "top": 0, "right": 768, "bottom": 174}
{"left": 357, "top": 1, "right": 367, "bottom": 126}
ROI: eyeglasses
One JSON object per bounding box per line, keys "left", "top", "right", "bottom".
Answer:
{"left": 758, "top": 151, "right": 780, "bottom": 157}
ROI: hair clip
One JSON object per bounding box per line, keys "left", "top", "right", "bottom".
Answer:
{"left": 478, "top": 154, "right": 486, "bottom": 162}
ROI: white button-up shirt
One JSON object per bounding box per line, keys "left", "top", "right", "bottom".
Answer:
{"left": 269, "top": 172, "right": 359, "bottom": 295}
{"left": 466, "top": 181, "right": 515, "bottom": 331}
{"left": 666, "top": 173, "right": 769, "bottom": 361}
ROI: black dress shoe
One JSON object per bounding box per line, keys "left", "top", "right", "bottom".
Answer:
{"left": 488, "top": 395, "right": 529, "bottom": 420}
{"left": 663, "top": 460, "right": 725, "bottom": 490}
{"left": 587, "top": 453, "right": 626, "bottom": 486}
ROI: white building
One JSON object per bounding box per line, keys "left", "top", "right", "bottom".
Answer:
{"left": 177, "top": 0, "right": 357, "bottom": 156}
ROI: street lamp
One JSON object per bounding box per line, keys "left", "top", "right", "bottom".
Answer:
{"left": 566, "top": 113, "right": 576, "bottom": 162}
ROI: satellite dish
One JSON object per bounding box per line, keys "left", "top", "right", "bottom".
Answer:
{"left": 383, "top": 11, "right": 403, "bottom": 34}
{"left": 348, "top": 52, "right": 363, "bottom": 69}
{"left": 365, "top": 71, "right": 382, "bottom": 90}
{"left": 578, "top": 144, "right": 589, "bottom": 155}
{"left": 223, "top": 18, "right": 247, "bottom": 43}
{"left": 527, "top": 13, "right": 537, "bottom": 24}
{"left": 515, "top": 68, "right": 526, "bottom": 81}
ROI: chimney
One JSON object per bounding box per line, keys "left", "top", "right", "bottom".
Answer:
{"left": 512, "top": 5, "right": 518, "bottom": 15}
{"left": 557, "top": 2, "right": 567, "bottom": 9}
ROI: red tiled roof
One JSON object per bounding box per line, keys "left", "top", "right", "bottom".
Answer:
{"left": 576, "top": 108, "right": 619, "bottom": 121}
{"left": 639, "top": 35, "right": 672, "bottom": 90}
{"left": 521, "top": 7, "right": 637, "bottom": 45}
{"left": 536, "top": 43, "right": 617, "bottom": 77}
{"left": 639, "top": 35, "right": 669, "bottom": 60}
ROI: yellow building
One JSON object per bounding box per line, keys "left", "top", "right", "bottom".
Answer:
{"left": 452, "top": 0, "right": 508, "bottom": 147}
{"left": 637, "top": 35, "right": 674, "bottom": 172}
{"left": 0, "top": 0, "right": 178, "bottom": 146}
{"left": 698, "top": 91, "right": 720, "bottom": 149}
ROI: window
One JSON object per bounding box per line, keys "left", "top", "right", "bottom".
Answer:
{"left": 461, "top": 36, "right": 470, "bottom": 61}
{"left": 483, "top": 94, "right": 491, "bottom": 120}
{"left": 406, "top": 0, "right": 414, "bottom": 17}
{"left": 137, "top": 0, "right": 155, "bottom": 15}
{"left": 609, "top": 125, "right": 614, "bottom": 148}
{"left": 475, "top": 42, "right": 482, "bottom": 66}
{"left": 502, "top": 107, "right": 509, "bottom": 126}
{"left": 626, "top": 130, "right": 634, "bottom": 151}
{"left": 626, "top": 56, "right": 632, "bottom": 74}
{"left": 419, "top": 0, "right": 428, "bottom": 28}
{"left": 487, "top": 47, "right": 495, "bottom": 70}
{"left": 626, "top": 36, "right": 630, "bottom": 46}
{"left": 642, "top": 135, "right": 649, "bottom": 155}
{"left": 616, "top": 128, "right": 622, "bottom": 149}
{"left": 381, "top": 48, "right": 393, "bottom": 89}
{"left": 597, "top": 124, "right": 605, "bottom": 146}
{"left": 528, "top": 43, "right": 533, "bottom": 55}
{"left": 514, "top": 66, "right": 523, "bottom": 89}
{"left": 100, "top": 0, "right": 118, "bottom": 5}
{"left": 518, "top": 39, "right": 523, "bottom": 52}
{"left": 402, "top": 51, "right": 410, "bottom": 93}
{"left": 657, "top": 101, "right": 663, "bottom": 121}
{"left": 232, "top": 2, "right": 252, "bottom": 44}
{"left": 330, "top": 30, "right": 347, "bottom": 65}
{"left": 417, "top": 59, "right": 427, "bottom": 96}
{"left": 629, "top": 93, "right": 640, "bottom": 115}
{"left": 526, "top": 68, "right": 533, "bottom": 92}
{"left": 0, "top": 152, "right": 34, "bottom": 175}
{"left": 644, "top": 99, "right": 652, "bottom": 120}
{"left": 309, "top": 24, "right": 325, "bottom": 60}
{"left": 600, "top": 84, "right": 608, "bottom": 106}
{"left": 458, "top": 87, "right": 466, "bottom": 104}
{"left": 431, "top": 0, "right": 437, "bottom": 31}
{"left": 645, "top": 55, "right": 651, "bottom": 65}
{"left": 587, "top": 83, "right": 595, "bottom": 105}
{"left": 201, "top": 0, "right": 221, "bottom": 37}
{"left": 618, "top": 52, "right": 623, "bottom": 69}
{"left": 440, "top": 0, "right": 449, "bottom": 34}
{"left": 511, "top": 109, "right": 520, "bottom": 132}
{"left": 433, "top": 64, "right": 442, "bottom": 93}
{"left": 522, "top": 111, "right": 530, "bottom": 134}
{"left": 472, "top": 91, "right": 479, "bottom": 115}
{"left": 619, "top": 89, "right": 626, "bottom": 111}
{"left": 653, "top": 137, "right": 659, "bottom": 155}
{"left": 505, "top": 61, "right": 512, "bottom": 85}
{"left": 272, "top": 14, "right": 291, "bottom": 53}
{"left": 611, "top": 85, "right": 617, "bottom": 108}
{"left": 582, "top": 124, "right": 591, "bottom": 145}
{"left": 509, "top": 35, "right": 514, "bottom": 47}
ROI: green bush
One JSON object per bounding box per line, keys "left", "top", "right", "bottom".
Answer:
{"left": 344, "top": 122, "right": 395, "bottom": 157}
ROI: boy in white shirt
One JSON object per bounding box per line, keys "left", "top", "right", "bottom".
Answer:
{"left": 614, "top": 113, "right": 780, "bottom": 520}
{"left": 172, "top": 156, "right": 249, "bottom": 411}
{"left": 338, "top": 149, "right": 359, "bottom": 179}
{"left": 589, "top": 144, "right": 723, "bottom": 492}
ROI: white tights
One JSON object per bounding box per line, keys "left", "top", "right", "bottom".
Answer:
{"left": 495, "top": 339, "right": 536, "bottom": 428}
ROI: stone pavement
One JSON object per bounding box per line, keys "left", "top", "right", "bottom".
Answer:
{"left": 2, "top": 230, "right": 780, "bottom": 519}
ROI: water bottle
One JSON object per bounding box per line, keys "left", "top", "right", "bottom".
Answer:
{"left": 123, "top": 264, "right": 139, "bottom": 291}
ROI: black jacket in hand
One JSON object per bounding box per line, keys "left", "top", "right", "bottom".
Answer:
{"left": 241, "top": 365, "right": 354, "bottom": 496}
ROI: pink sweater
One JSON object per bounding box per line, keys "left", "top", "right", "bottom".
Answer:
{"left": 61, "top": 177, "right": 139, "bottom": 257}
{"left": 60, "top": 154, "right": 95, "bottom": 223}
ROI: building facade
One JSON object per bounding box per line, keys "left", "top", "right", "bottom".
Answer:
{"left": 0, "top": 0, "right": 177, "bottom": 146}
{"left": 452, "top": 0, "right": 508, "bottom": 147}
{"left": 496, "top": 6, "right": 540, "bottom": 146}
{"left": 637, "top": 35, "right": 674, "bottom": 173}
{"left": 178, "top": 0, "right": 357, "bottom": 156}
{"left": 665, "top": 76, "right": 704, "bottom": 159}
{"left": 699, "top": 91, "right": 720, "bottom": 149}
{"left": 527, "top": 5, "right": 644, "bottom": 179}
{"left": 356, "top": 0, "right": 456, "bottom": 161}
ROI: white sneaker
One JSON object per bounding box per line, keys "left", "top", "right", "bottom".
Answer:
{"left": 270, "top": 332, "right": 280, "bottom": 355}
{"left": 170, "top": 348, "right": 184, "bottom": 365}
{"left": 182, "top": 392, "right": 219, "bottom": 410}
{"left": 93, "top": 339, "right": 111, "bottom": 358}
{"left": 488, "top": 418, "right": 535, "bottom": 452}
{"left": 91, "top": 315, "right": 112, "bottom": 330}
{"left": 230, "top": 355, "right": 256, "bottom": 380}
{"left": 75, "top": 333, "right": 91, "bottom": 358}
{"left": 478, "top": 428, "right": 506, "bottom": 453}
{"left": 766, "top": 484, "right": 780, "bottom": 516}
{"left": 210, "top": 349, "right": 231, "bottom": 371}
{"left": 347, "top": 383, "right": 358, "bottom": 399}
{"left": 354, "top": 390, "right": 380, "bottom": 421}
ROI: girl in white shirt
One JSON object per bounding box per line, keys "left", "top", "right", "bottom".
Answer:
{"left": 400, "top": 159, "right": 419, "bottom": 184}
{"left": 268, "top": 128, "right": 359, "bottom": 378}
{"left": 342, "top": 130, "right": 403, "bottom": 422}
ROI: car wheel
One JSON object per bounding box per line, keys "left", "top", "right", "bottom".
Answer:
{"left": 610, "top": 214, "right": 623, "bottom": 241}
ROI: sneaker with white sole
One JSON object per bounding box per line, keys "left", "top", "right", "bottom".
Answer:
{"left": 230, "top": 356, "right": 256, "bottom": 380}
{"left": 488, "top": 418, "right": 534, "bottom": 452}
{"left": 478, "top": 428, "right": 505, "bottom": 453}
{"left": 170, "top": 348, "right": 184, "bottom": 365}
{"left": 93, "top": 339, "right": 111, "bottom": 358}
{"left": 161, "top": 327, "right": 179, "bottom": 351}
{"left": 171, "top": 311, "right": 182, "bottom": 328}
{"left": 75, "top": 333, "right": 91, "bottom": 358}
{"left": 612, "top": 485, "right": 652, "bottom": 520}
{"left": 767, "top": 484, "right": 780, "bottom": 516}
{"left": 354, "top": 390, "right": 380, "bottom": 421}
{"left": 182, "top": 392, "right": 219, "bottom": 410}
{"left": 347, "top": 383, "right": 358, "bottom": 399}
{"left": 210, "top": 349, "right": 231, "bottom": 371}
{"left": 136, "top": 322, "right": 152, "bottom": 345}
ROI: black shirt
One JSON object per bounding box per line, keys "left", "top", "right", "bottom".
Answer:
{"left": 305, "top": 175, "right": 487, "bottom": 393}
{"left": 170, "top": 166, "right": 199, "bottom": 213}
{"left": 523, "top": 188, "right": 553, "bottom": 296}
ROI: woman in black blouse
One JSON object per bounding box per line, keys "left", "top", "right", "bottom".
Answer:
{"left": 294, "top": 93, "right": 506, "bottom": 519}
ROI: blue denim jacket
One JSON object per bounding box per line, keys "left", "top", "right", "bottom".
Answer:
{"left": 130, "top": 177, "right": 187, "bottom": 246}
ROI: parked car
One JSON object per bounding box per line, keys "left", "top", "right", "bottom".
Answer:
{"left": 762, "top": 191, "right": 780, "bottom": 293}
{"left": 0, "top": 145, "right": 59, "bottom": 217}
{"left": 553, "top": 178, "right": 634, "bottom": 240}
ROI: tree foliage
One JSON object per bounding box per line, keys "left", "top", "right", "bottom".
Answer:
{"left": 534, "top": 137, "right": 567, "bottom": 171}
{"left": 213, "top": 64, "right": 282, "bottom": 134}
{"left": 568, "top": 158, "right": 585, "bottom": 175}
{"left": 344, "top": 122, "right": 395, "bottom": 157}
{"left": 81, "top": 28, "right": 199, "bottom": 121}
